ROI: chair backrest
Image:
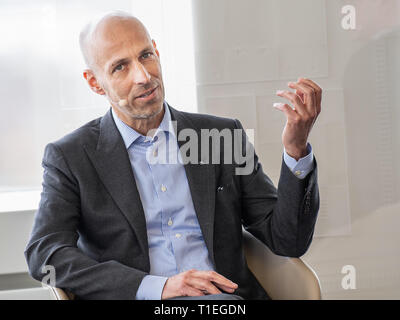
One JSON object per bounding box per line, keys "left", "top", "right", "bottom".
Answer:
{"left": 242, "top": 229, "right": 321, "bottom": 300}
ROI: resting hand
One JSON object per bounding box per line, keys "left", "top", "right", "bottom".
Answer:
{"left": 161, "top": 269, "right": 238, "bottom": 299}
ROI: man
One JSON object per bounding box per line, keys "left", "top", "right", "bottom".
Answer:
{"left": 25, "top": 11, "right": 321, "bottom": 300}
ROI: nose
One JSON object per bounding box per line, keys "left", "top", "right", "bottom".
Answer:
{"left": 132, "top": 61, "right": 151, "bottom": 84}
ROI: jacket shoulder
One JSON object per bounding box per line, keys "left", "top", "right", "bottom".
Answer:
{"left": 48, "top": 114, "right": 102, "bottom": 152}
{"left": 177, "top": 109, "right": 238, "bottom": 130}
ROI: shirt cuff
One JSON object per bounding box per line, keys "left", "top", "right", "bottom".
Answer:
{"left": 135, "top": 275, "right": 168, "bottom": 300}
{"left": 283, "top": 142, "right": 315, "bottom": 179}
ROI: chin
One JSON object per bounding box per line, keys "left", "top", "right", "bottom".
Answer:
{"left": 132, "top": 101, "right": 163, "bottom": 119}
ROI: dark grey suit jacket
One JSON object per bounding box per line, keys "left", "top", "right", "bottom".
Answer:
{"left": 25, "top": 103, "right": 319, "bottom": 300}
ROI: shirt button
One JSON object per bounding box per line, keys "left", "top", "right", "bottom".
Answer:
{"left": 295, "top": 170, "right": 302, "bottom": 176}
{"left": 175, "top": 233, "right": 181, "bottom": 238}
{"left": 168, "top": 218, "right": 173, "bottom": 226}
{"left": 161, "top": 184, "right": 167, "bottom": 192}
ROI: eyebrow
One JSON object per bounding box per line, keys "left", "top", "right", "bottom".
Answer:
{"left": 138, "top": 46, "right": 154, "bottom": 56}
{"left": 108, "top": 46, "right": 154, "bottom": 73}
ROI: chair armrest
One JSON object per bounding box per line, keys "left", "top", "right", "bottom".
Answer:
{"left": 243, "top": 229, "right": 321, "bottom": 300}
{"left": 0, "top": 287, "right": 56, "bottom": 300}
{"left": 48, "top": 286, "right": 75, "bottom": 300}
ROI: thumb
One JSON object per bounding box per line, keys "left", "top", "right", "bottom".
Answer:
{"left": 273, "top": 103, "right": 297, "bottom": 119}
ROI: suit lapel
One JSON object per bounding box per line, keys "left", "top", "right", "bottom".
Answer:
{"left": 169, "top": 105, "right": 216, "bottom": 266}
{"left": 84, "top": 109, "right": 149, "bottom": 268}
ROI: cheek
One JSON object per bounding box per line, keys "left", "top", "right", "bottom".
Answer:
{"left": 110, "top": 78, "right": 132, "bottom": 96}
{"left": 147, "top": 61, "right": 163, "bottom": 79}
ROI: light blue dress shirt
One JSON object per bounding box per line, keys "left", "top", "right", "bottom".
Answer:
{"left": 111, "top": 102, "right": 314, "bottom": 300}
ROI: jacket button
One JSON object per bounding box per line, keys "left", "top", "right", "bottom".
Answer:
{"left": 217, "top": 186, "right": 224, "bottom": 192}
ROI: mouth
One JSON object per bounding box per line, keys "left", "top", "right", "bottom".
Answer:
{"left": 135, "top": 86, "right": 158, "bottom": 101}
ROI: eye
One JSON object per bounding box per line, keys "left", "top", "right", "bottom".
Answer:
{"left": 113, "top": 64, "right": 125, "bottom": 73}
{"left": 141, "top": 52, "right": 152, "bottom": 59}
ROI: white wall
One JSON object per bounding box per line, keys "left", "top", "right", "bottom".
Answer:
{"left": 191, "top": 0, "right": 400, "bottom": 299}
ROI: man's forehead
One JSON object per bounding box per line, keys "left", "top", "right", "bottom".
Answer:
{"left": 83, "top": 14, "right": 152, "bottom": 69}
{"left": 94, "top": 19, "right": 149, "bottom": 49}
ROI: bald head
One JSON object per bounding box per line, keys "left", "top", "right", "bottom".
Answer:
{"left": 79, "top": 11, "right": 165, "bottom": 125}
{"left": 79, "top": 11, "right": 151, "bottom": 72}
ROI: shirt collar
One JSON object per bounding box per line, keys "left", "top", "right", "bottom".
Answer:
{"left": 111, "top": 101, "right": 175, "bottom": 149}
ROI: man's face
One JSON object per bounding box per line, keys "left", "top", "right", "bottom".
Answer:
{"left": 89, "top": 19, "right": 165, "bottom": 119}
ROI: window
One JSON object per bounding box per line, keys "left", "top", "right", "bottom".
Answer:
{"left": 0, "top": 0, "right": 197, "bottom": 195}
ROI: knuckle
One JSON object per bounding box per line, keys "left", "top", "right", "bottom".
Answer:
{"left": 208, "top": 287, "right": 217, "bottom": 294}
{"left": 295, "top": 96, "right": 303, "bottom": 104}
{"left": 205, "top": 285, "right": 213, "bottom": 292}
{"left": 182, "top": 273, "right": 190, "bottom": 282}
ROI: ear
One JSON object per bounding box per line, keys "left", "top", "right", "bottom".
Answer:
{"left": 83, "top": 69, "right": 105, "bottom": 95}
{"left": 152, "top": 39, "right": 160, "bottom": 58}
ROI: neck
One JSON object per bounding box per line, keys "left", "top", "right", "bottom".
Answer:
{"left": 113, "top": 105, "right": 165, "bottom": 136}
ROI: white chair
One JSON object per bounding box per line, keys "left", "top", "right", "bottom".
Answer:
{"left": 243, "top": 229, "right": 321, "bottom": 299}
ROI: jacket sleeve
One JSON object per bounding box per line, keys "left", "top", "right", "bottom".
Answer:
{"left": 234, "top": 119, "right": 320, "bottom": 257}
{"left": 24, "top": 143, "right": 147, "bottom": 299}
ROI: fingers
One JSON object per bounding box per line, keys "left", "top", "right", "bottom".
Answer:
{"left": 276, "top": 90, "right": 308, "bottom": 117}
{"left": 183, "top": 286, "right": 206, "bottom": 297}
{"left": 273, "top": 103, "right": 299, "bottom": 122}
{"left": 188, "top": 277, "right": 222, "bottom": 295}
{"left": 212, "top": 282, "right": 239, "bottom": 293}
{"left": 162, "top": 271, "right": 206, "bottom": 299}
{"left": 295, "top": 89, "right": 305, "bottom": 104}
{"left": 198, "top": 271, "right": 238, "bottom": 289}
{"left": 275, "top": 78, "right": 322, "bottom": 120}
{"left": 162, "top": 269, "right": 238, "bottom": 299}
{"left": 297, "top": 78, "right": 322, "bottom": 114}
{"left": 287, "top": 81, "right": 316, "bottom": 115}
{"left": 195, "top": 270, "right": 238, "bottom": 291}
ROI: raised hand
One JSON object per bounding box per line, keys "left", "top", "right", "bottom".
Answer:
{"left": 273, "top": 78, "right": 322, "bottom": 161}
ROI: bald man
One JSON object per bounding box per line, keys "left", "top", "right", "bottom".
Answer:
{"left": 25, "top": 11, "right": 321, "bottom": 300}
